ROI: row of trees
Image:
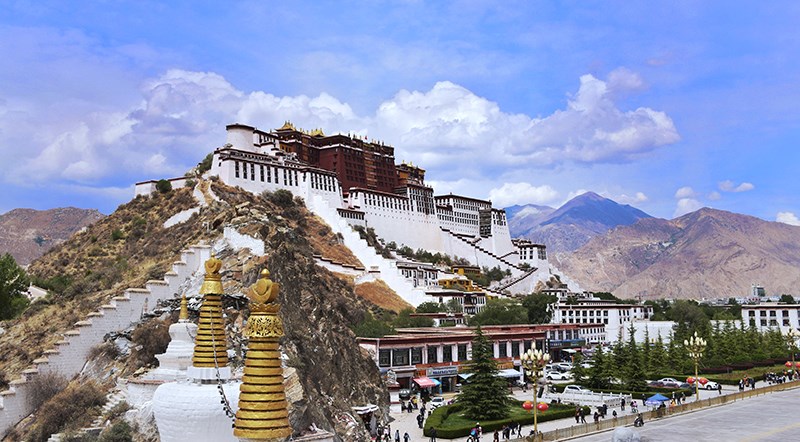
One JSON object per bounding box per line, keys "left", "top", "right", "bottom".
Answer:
{"left": 575, "top": 322, "right": 793, "bottom": 391}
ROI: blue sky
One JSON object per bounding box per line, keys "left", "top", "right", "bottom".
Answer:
{"left": 1, "top": 1, "right": 798, "bottom": 224}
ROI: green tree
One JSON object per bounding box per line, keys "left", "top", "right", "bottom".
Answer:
{"left": 197, "top": 152, "right": 213, "bottom": 174}
{"left": 155, "top": 179, "right": 172, "bottom": 194}
{"left": 648, "top": 334, "right": 668, "bottom": 377}
{"left": 394, "top": 308, "right": 434, "bottom": 328}
{"left": 352, "top": 315, "right": 395, "bottom": 338}
{"left": 669, "top": 300, "right": 710, "bottom": 342}
{"left": 521, "top": 293, "right": 557, "bottom": 324}
{"left": 416, "top": 302, "right": 445, "bottom": 314}
{"left": 571, "top": 353, "right": 586, "bottom": 384}
{"left": 468, "top": 298, "right": 527, "bottom": 326}
{"left": 459, "top": 327, "right": 511, "bottom": 420}
{"left": 779, "top": 294, "right": 796, "bottom": 304}
{"left": 624, "top": 323, "right": 647, "bottom": 391}
{"left": 0, "top": 253, "right": 30, "bottom": 320}
{"left": 445, "top": 298, "right": 463, "bottom": 313}
{"left": 586, "top": 346, "right": 611, "bottom": 389}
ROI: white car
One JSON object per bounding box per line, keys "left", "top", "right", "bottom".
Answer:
{"left": 553, "top": 362, "right": 574, "bottom": 371}
{"left": 429, "top": 396, "right": 446, "bottom": 409}
{"left": 545, "top": 370, "right": 573, "bottom": 381}
{"left": 700, "top": 380, "right": 720, "bottom": 390}
{"left": 563, "top": 385, "right": 592, "bottom": 394}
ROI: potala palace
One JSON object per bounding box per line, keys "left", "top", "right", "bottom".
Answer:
{"left": 136, "top": 122, "right": 578, "bottom": 305}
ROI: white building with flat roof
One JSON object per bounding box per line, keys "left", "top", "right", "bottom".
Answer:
{"left": 741, "top": 304, "right": 800, "bottom": 332}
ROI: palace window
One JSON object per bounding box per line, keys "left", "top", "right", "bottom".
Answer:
{"left": 378, "top": 349, "right": 390, "bottom": 367}
{"left": 511, "top": 342, "right": 520, "bottom": 357}
{"left": 443, "top": 345, "right": 453, "bottom": 362}
{"left": 260, "top": 165, "right": 264, "bottom": 182}
{"left": 427, "top": 346, "right": 438, "bottom": 364}
{"left": 243, "top": 162, "right": 248, "bottom": 179}
{"left": 250, "top": 163, "right": 255, "bottom": 181}
{"left": 411, "top": 347, "right": 423, "bottom": 365}
{"left": 458, "top": 344, "right": 468, "bottom": 361}
{"left": 235, "top": 161, "right": 240, "bottom": 178}
{"left": 498, "top": 341, "right": 507, "bottom": 358}
{"left": 392, "top": 349, "right": 410, "bottom": 366}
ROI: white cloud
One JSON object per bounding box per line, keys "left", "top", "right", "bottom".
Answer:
{"left": 708, "top": 191, "right": 722, "bottom": 201}
{"left": 674, "top": 198, "right": 702, "bottom": 218}
{"left": 1, "top": 67, "right": 680, "bottom": 211}
{"left": 776, "top": 212, "right": 800, "bottom": 226}
{"left": 674, "top": 186, "right": 696, "bottom": 199}
{"left": 616, "top": 192, "right": 648, "bottom": 204}
{"left": 488, "top": 183, "right": 559, "bottom": 207}
{"left": 718, "top": 180, "right": 754, "bottom": 192}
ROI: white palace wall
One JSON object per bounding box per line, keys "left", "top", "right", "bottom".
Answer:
{"left": 0, "top": 245, "right": 211, "bottom": 438}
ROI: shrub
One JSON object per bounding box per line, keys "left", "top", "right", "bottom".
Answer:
{"left": 27, "top": 380, "right": 106, "bottom": 442}
{"left": 98, "top": 420, "right": 133, "bottom": 442}
{"left": 264, "top": 189, "right": 295, "bottom": 208}
{"left": 111, "top": 229, "right": 124, "bottom": 241}
{"left": 197, "top": 153, "right": 213, "bottom": 174}
{"left": 26, "top": 372, "right": 68, "bottom": 411}
{"left": 129, "top": 318, "right": 171, "bottom": 368}
{"left": 155, "top": 179, "right": 172, "bottom": 194}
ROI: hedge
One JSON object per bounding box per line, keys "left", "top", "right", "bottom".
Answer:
{"left": 423, "top": 401, "right": 590, "bottom": 439}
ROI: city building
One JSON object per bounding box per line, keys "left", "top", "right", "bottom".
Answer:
{"left": 549, "top": 295, "right": 653, "bottom": 343}
{"left": 742, "top": 304, "right": 800, "bottom": 332}
{"left": 357, "top": 324, "right": 596, "bottom": 393}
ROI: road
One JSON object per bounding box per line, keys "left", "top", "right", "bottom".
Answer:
{"left": 570, "top": 384, "right": 800, "bottom": 442}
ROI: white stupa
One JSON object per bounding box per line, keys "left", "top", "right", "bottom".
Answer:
{"left": 152, "top": 256, "right": 241, "bottom": 442}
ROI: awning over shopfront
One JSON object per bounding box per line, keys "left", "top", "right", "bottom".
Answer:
{"left": 412, "top": 377, "right": 438, "bottom": 388}
{"left": 498, "top": 369, "right": 522, "bottom": 378}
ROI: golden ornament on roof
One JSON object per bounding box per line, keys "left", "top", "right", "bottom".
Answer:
{"left": 200, "top": 254, "right": 223, "bottom": 294}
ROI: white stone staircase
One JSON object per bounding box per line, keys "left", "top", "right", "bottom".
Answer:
{"left": 0, "top": 244, "right": 211, "bottom": 439}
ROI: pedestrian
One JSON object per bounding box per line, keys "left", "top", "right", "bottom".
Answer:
{"left": 751, "top": 379, "right": 756, "bottom": 389}
{"left": 394, "top": 429, "right": 400, "bottom": 442}
{"left": 593, "top": 411, "right": 599, "bottom": 423}
{"left": 612, "top": 410, "right": 617, "bottom": 420}
{"left": 621, "top": 398, "right": 625, "bottom": 411}
{"left": 516, "top": 422, "right": 523, "bottom": 437}
{"left": 575, "top": 406, "right": 581, "bottom": 424}
{"left": 717, "top": 383, "right": 722, "bottom": 395}
{"left": 580, "top": 408, "right": 587, "bottom": 424}
{"left": 404, "top": 432, "right": 410, "bottom": 442}
{"left": 502, "top": 425, "right": 509, "bottom": 440}
{"left": 602, "top": 403, "right": 608, "bottom": 418}
{"left": 417, "top": 413, "right": 424, "bottom": 429}
{"left": 493, "top": 429, "right": 500, "bottom": 442}
{"left": 429, "top": 426, "right": 437, "bottom": 442}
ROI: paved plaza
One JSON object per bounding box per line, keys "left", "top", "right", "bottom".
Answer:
{"left": 384, "top": 383, "right": 797, "bottom": 441}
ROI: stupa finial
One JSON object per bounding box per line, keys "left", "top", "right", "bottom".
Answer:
{"left": 191, "top": 255, "right": 229, "bottom": 369}
{"left": 234, "top": 267, "right": 292, "bottom": 439}
{"left": 179, "top": 293, "right": 189, "bottom": 322}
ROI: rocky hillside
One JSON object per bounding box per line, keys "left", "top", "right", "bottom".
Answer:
{"left": 1, "top": 181, "right": 391, "bottom": 441}
{"left": 0, "top": 208, "right": 104, "bottom": 266}
{"left": 508, "top": 192, "right": 651, "bottom": 256}
{"left": 559, "top": 208, "right": 800, "bottom": 300}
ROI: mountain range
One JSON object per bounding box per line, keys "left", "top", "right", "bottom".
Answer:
{"left": 506, "top": 191, "right": 652, "bottom": 256}
{"left": 558, "top": 208, "right": 800, "bottom": 300}
{"left": 0, "top": 207, "right": 104, "bottom": 266}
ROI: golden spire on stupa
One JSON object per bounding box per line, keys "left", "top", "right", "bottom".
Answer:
{"left": 179, "top": 293, "right": 189, "bottom": 322}
{"left": 191, "top": 255, "right": 229, "bottom": 368}
{"left": 234, "top": 268, "right": 292, "bottom": 440}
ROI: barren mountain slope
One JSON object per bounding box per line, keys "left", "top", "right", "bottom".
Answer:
{"left": 560, "top": 208, "right": 800, "bottom": 299}
{"left": 0, "top": 207, "right": 104, "bottom": 265}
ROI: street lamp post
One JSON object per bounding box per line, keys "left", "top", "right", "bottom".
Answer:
{"left": 784, "top": 328, "right": 800, "bottom": 380}
{"left": 684, "top": 332, "right": 706, "bottom": 402}
{"left": 520, "top": 348, "right": 550, "bottom": 439}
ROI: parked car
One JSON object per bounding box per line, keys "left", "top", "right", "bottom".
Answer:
{"left": 700, "top": 380, "right": 720, "bottom": 390}
{"left": 545, "top": 370, "right": 573, "bottom": 381}
{"left": 563, "top": 385, "right": 593, "bottom": 394}
{"left": 648, "top": 377, "right": 681, "bottom": 388}
{"left": 553, "top": 362, "right": 574, "bottom": 371}
{"left": 429, "top": 396, "right": 446, "bottom": 409}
